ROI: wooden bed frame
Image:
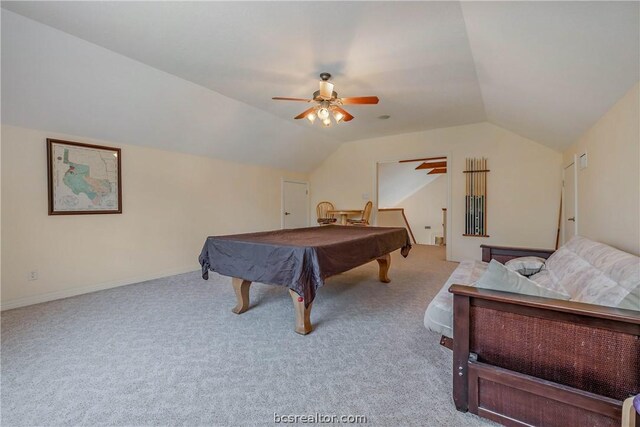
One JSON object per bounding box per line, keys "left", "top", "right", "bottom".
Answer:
{"left": 445, "top": 244, "right": 640, "bottom": 427}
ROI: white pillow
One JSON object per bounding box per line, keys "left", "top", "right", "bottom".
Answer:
{"left": 477, "top": 260, "right": 570, "bottom": 300}
{"left": 504, "top": 256, "right": 546, "bottom": 277}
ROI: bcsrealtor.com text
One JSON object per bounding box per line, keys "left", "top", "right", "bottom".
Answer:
{"left": 274, "top": 413, "right": 367, "bottom": 424}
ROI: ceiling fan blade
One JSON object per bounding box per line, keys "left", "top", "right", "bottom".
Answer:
{"left": 333, "top": 106, "right": 354, "bottom": 122}
{"left": 272, "top": 97, "right": 313, "bottom": 102}
{"left": 340, "top": 96, "right": 379, "bottom": 105}
{"left": 294, "top": 107, "right": 317, "bottom": 120}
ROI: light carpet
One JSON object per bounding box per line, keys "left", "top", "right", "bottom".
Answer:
{"left": 1, "top": 245, "right": 494, "bottom": 426}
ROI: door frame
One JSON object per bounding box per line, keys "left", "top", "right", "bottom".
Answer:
{"left": 562, "top": 155, "right": 578, "bottom": 244}
{"left": 281, "top": 178, "right": 310, "bottom": 229}
{"left": 373, "top": 152, "right": 452, "bottom": 261}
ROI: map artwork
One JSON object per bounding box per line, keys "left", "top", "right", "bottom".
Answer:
{"left": 47, "top": 139, "right": 121, "bottom": 214}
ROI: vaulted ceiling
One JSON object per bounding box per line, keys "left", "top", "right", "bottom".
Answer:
{"left": 2, "top": 1, "right": 638, "bottom": 172}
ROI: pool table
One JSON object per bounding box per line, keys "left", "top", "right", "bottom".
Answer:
{"left": 199, "top": 225, "right": 411, "bottom": 334}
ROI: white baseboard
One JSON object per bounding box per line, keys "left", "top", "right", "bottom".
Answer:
{"left": 1, "top": 266, "right": 200, "bottom": 311}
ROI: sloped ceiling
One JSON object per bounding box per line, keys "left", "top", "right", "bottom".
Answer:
{"left": 2, "top": 2, "right": 638, "bottom": 172}
{"left": 461, "top": 1, "right": 640, "bottom": 148}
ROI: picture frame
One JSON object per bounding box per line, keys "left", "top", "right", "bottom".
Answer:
{"left": 46, "top": 138, "right": 122, "bottom": 215}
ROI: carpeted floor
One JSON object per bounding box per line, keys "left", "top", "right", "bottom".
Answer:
{"left": 1, "top": 245, "right": 494, "bottom": 426}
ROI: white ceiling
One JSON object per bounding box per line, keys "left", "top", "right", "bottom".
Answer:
{"left": 2, "top": 1, "right": 639, "bottom": 171}
{"left": 461, "top": 1, "right": 640, "bottom": 148}
{"left": 1, "top": 9, "right": 340, "bottom": 172}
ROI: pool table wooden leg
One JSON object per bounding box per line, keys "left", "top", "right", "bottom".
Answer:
{"left": 231, "top": 277, "right": 252, "bottom": 314}
{"left": 376, "top": 253, "right": 391, "bottom": 283}
{"left": 289, "top": 289, "right": 313, "bottom": 335}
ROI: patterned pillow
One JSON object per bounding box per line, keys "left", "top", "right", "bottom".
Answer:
{"left": 547, "top": 236, "right": 640, "bottom": 306}
{"left": 504, "top": 256, "right": 546, "bottom": 277}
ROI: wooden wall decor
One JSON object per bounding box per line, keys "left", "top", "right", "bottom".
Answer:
{"left": 464, "top": 158, "right": 489, "bottom": 237}
{"left": 416, "top": 161, "right": 447, "bottom": 170}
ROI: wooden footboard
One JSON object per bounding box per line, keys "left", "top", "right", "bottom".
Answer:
{"left": 450, "top": 285, "right": 640, "bottom": 427}
{"left": 480, "top": 244, "right": 554, "bottom": 264}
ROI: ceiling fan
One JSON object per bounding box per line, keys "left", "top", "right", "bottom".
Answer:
{"left": 272, "top": 73, "right": 379, "bottom": 127}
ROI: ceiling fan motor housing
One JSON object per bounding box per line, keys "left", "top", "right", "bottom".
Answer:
{"left": 313, "top": 90, "right": 338, "bottom": 101}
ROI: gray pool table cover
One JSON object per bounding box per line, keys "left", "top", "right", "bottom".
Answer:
{"left": 199, "top": 225, "right": 411, "bottom": 306}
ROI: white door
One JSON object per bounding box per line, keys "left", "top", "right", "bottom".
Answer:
{"left": 282, "top": 181, "right": 309, "bottom": 229}
{"left": 563, "top": 161, "right": 577, "bottom": 243}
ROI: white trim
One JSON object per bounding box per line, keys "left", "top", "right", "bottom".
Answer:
{"left": 573, "top": 154, "right": 579, "bottom": 236}
{"left": 281, "top": 178, "right": 310, "bottom": 229}
{"left": 562, "top": 155, "right": 579, "bottom": 244}
{"left": 1, "top": 266, "right": 198, "bottom": 311}
{"left": 446, "top": 159, "right": 452, "bottom": 261}
{"left": 373, "top": 152, "right": 452, "bottom": 260}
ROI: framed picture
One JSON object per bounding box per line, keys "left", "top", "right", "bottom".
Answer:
{"left": 47, "top": 139, "right": 122, "bottom": 215}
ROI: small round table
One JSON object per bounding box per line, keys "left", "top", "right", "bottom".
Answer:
{"left": 327, "top": 210, "right": 363, "bottom": 225}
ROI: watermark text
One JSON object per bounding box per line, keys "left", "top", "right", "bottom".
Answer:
{"left": 274, "top": 413, "right": 367, "bottom": 424}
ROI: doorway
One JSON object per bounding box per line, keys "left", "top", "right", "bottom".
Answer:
{"left": 563, "top": 158, "right": 578, "bottom": 243}
{"left": 376, "top": 157, "right": 450, "bottom": 249}
{"left": 282, "top": 180, "right": 309, "bottom": 229}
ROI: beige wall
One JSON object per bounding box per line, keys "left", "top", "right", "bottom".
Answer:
{"left": 400, "top": 175, "right": 448, "bottom": 245}
{"left": 378, "top": 175, "right": 447, "bottom": 245}
{"left": 310, "top": 122, "right": 563, "bottom": 261}
{"left": 1, "top": 125, "right": 306, "bottom": 309}
{"left": 562, "top": 82, "right": 640, "bottom": 255}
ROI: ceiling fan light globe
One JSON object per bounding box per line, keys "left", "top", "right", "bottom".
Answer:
{"left": 306, "top": 112, "right": 316, "bottom": 123}
{"left": 322, "top": 118, "right": 331, "bottom": 127}
{"left": 317, "top": 108, "right": 330, "bottom": 120}
{"left": 333, "top": 111, "right": 344, "bottom": 123}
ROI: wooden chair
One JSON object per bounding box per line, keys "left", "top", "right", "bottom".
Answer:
{"left": 316, "top": 201, "right": 337, "bottom": 225}
{"left": 347, "top": 201, "right": 373, "bottom": 226}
